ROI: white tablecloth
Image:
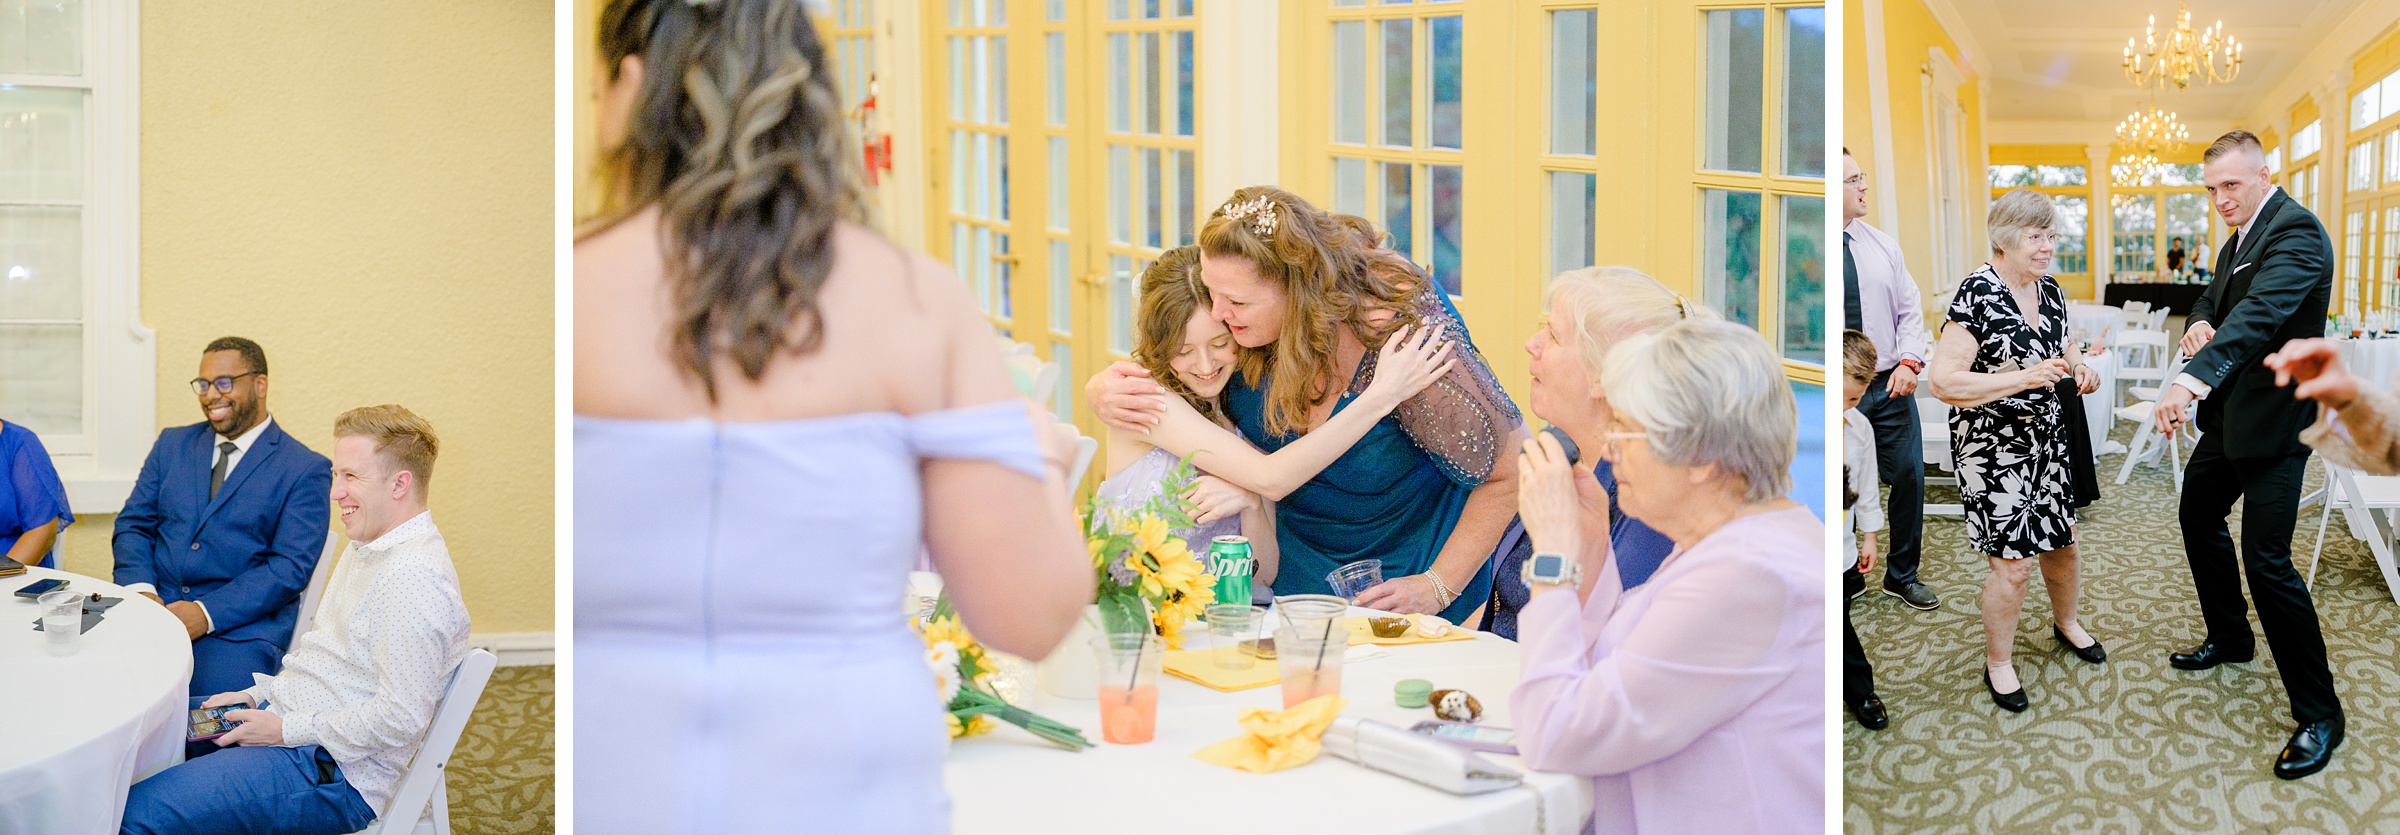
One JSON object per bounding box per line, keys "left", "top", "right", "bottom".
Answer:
{"left": 2067, "top": 303, "right": 2120, "bottom": 347}
{"left": 0, "top": 568, "right": 193, "bottom": 835}
{"left": 2082, "top": 350, "right": 2120, "bottom": 454}
{"left": 2339, "top": 337, "right": 2400, "bottom": 394}
{"left": 946, "top": 608, "right": 1593, "bottom": 834}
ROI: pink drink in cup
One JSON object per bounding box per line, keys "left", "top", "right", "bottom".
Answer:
{"left": 1098, "top": 684, "right": 1159, "bottom": 743}
{"left": 1274, "top": 626, "right": 1346, "bottom": 708}
{"left": 1091, "top": 633, "right": 1163, "bottom": 744}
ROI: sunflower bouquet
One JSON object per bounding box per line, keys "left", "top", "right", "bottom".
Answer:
{"left": 1084, "top": 453, "right": 1218, "bottom": 649}
{"left": 915, "top": 594, "right": 1093, "bottom": 750}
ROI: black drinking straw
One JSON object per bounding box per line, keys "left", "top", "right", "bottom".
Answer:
{"left": 1311, "top": 613, "right": 1337, "bottom": 672}
{"left": 1124, "top": 630, "right": 1146, "bottom": 706}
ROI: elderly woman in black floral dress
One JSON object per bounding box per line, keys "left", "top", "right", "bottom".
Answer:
{"left": 1928, "top": 188, "right": 2108, "bottom": 713}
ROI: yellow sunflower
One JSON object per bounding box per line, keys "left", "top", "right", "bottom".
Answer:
{"left": 947, "top": 712, "right": 995, "bottom": 738}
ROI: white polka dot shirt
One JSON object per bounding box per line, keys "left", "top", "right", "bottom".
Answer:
{"left": 242, "top": 510, "right": 471, "bottom": 814}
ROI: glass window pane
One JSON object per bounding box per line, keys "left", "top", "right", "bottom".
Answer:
{"left": 995, "top": 134, "right": 1010, "bottom": 222}
{"left": 1110, "top": 0, "right": 1127, "bottom": 20}
{"left": 1049, "top": 137, "right": 1069, "bottom": 231}
{"left": 2356, "top": 87, "right": 2378, "bottom": 131}
{"left": 2164, "top": 193, "right": 2208, "bottom": 260}
{"left": 950, "top": 130, "right": 969, "bottom": 214}
{"left": 1549, "top": 170, "right": 1595, "bottom": 280}
{"left": 1176, "top": 30, "right": 1195, "bottom": 137}
{"left": 0, "top": 88, "right": 85, "bottom": 203}
{"left": 1701, "top": 188, "right": 1763, "bottom": 329}
{"left": 0, "top": 205, "right": 82, "bottom": 320}
{"left": 1110, "top": 33, "right": 1130, "bottom": 132}
{"left": 1381, "top": 19, "right": 1412, "bottom": 147}
{"left": 997, "top": 232, "right": 1013, "bottom": 319}
{"left": 1049, "top": 0, "right": 1065, "bottom": 21}
{"left": 1176, "top": 149, "right": 1196, "bottom": 246}
{"left": 2036, "top": 165, "right": 2086, "bottom": 186}
{"left": 993, "top": 36, "right": 1009, "bottom": 124}
{"left": 2111, "top": 194, "right": 2157, "bottom": 275}
{"left": 1144, "top": 147, "right": 1163, "bottom": 248}
{"left": 1050, "top": 239, "right": 1072, "bottom": 332}
{"left": 1549, "top": 9, "right": 1596, "bottom": 156}
{"left": 1143, "top": 0, "right": 1158, "bottom": 18}
{"left": 1052, "top": 340, "right": 1075, "bottom": 420}
{"left": 1110, "top": 145, "right": 1130, "bottom": 244}
{"left": 990, "top": 0, "right": 1006, "bottom": 26}
{"left": 1176, "top": 0, "right": 1193, "bottom": 16}
{"left": 950, "top": 0, "right": 966, "bottom": 26}
{"left": 1780, "top": 195, "right": 1824, "bottom": 360}
{"left": 1143, "top": 32, "right": 1161, "bottom": 135}
{"left": 1702, "top": 9, "right": 1765, "bottom": 174}
{"left": 2387, "top": 133, "right": 2400, "bottom": 185}
{"left": 974, "top": 227, "right": 993, "bottom": 312}
{"left": 1427, "top": 16, "right": 1462, "bottom": 150}
{"left": 1430, "top": 164, "right": 1462, "bottom": 296}
{"left": 0, "top": 325, "right": 80, "bottom": 436}
{"left": 2160, "top": 163, "right": 2203, "bottom": 186}
{"left": 1333, "top": 22, "right": 1367, "bottom": 144}
{"left": 950, "top": 37, "right": 967, "bottom": 120}
{"left": 953, "top": 222, "right": 972, "bottom": 282}
{"left": 2053, "top": 195, "right": 2089, "bottom": 275}
{"left": 1047, "top": 32, "right": 1066, "bottom": 127}
{"left": 0, "top": 0, "right": 82, "bottom": 76}
{"left": 1382, "top": 162, "right": 1414, "bottom": 258}
{"left": 1334, "top": 0, "right": 1364, "bottom": 6}
{"left": 1334, "top": 157, "right": 1367, "bottom": 216}
{"left": 2353, "top": 142, "right": 2378, "bottom": 192}
{"left": 973, "top": 132, "right": 992, "bottom": 218}
{"left": 1110, "top": 255, "right": 1135, "bottom": 354}
{"left": 1778, "top": 7, "right": 1824, "bottom": 177}
{"left": 1986, "top": 164, "right": 2033, "bottom": 188}
{"left": 974, "top": 37, "right": 991, "bottom": 124}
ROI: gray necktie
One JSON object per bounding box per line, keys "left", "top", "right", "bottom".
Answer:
{"left": 210, "top": 441, "right": 237, "bottom": 499}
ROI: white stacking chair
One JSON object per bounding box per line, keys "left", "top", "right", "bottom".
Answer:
{"left": 348, "top": 649, "right": 498, "bottom": 835}
{"left": 2146, "top": 307, "right": 2171, "bottom": 331}
{"left": 1914, "top": 396, "right": 1963, "bottom": 518}
{"left": 1065, "top": 424, "right": 1099, "bottom": 487}
{"left": 2113, "top": 330, "right": 2171, "bottom": 409}
{"left": 2310, "top": 462, "right": 2400, "bottom": 605}
{"left": 294, "top": 530, "right": 345, "bottom": 638}
{"left": 1027, "top": 361, "right": 1061, "bottom": 406}
{"left": 2112, "top": 355, "right": 2193, "bottom": 490}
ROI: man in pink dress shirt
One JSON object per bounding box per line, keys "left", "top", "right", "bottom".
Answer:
{"left": 1843, "top": 148, "right": 1938, "bottom": 610}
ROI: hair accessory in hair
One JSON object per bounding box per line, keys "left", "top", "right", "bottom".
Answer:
{"left": 1673, "top": 294, "right": 1689, "bottom": 319}
{"left": 1218, "top": 195, "right": 1278, "bottom": 237}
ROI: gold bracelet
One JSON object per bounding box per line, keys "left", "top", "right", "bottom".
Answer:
{"left": 1424, "top": 571, "right": 1456, "bottom": 609}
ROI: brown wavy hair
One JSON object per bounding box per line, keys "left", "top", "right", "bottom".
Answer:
{"left": 595, "top": 0, "right": 868, "bottom": 400}
{"left": 1198, "top": 186, "right": 1424, "bottom": 436}
{"left": 1129, "top": 246, "right": 1224, "bottom": 423}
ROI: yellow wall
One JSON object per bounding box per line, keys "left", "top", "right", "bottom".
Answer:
{"left": 53, "top": 1, "right": 556, "bottom": 635}
{"left": 1858, "top": 0, "right": 1986, "bottom": 306}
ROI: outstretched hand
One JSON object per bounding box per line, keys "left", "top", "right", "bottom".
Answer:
{"left": 2265, "top": 338, "right": 2361, "bottom": 410}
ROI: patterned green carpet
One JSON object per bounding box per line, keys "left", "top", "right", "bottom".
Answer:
{"left": 1844, "top": 417, "right": 2400, "bottom": 832}
{"left": 449, "top": 665, "right": 554, "bottom": 834}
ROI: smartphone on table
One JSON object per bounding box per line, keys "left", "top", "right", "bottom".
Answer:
{"left": 187, "top": 705, "right": 246, "bottom": 742}
{"left": 1410, "top": 720, "right": 1518, "bottom": 754}
{"left": 14, "top": 578, "right": 68, "bottom": 599}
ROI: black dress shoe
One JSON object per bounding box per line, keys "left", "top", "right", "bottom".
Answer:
{"left": 1983, "top": 668, "right": 2028, "bottom": 713}
{"left": 2169, "top": 640, "right": 2254, "bottom": 671}
{"left": 1883, "top": 580, "right": 1939, "bottom": 610}
{"left": 2053, "top": 626, "right": 2107, "bottom": 664}
{"left": 2275, "top": 717, "right": 2344, "bottom": 780}
{"left": 1848, "top": 695, "right": 1889, "bottom": 730}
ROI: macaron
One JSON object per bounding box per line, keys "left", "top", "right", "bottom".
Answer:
{"left": 1395, "top": 678, "right": 1433, "bottom": 708}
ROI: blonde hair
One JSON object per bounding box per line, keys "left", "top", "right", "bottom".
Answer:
{"left": 1601, "top": 320, "right": 1795, "bottom": 503}
{"left": 1987, "top": 189, "right": 2057, "bottom": 256}
{"left": 335, "top": 405, "right": 440, "bottom": 500}
{"left": 1841, "top": 329, "right": 1877, "bottom": 385}
{"left": 1544, "top": 266, "right": 1719, "bottom": 389}
{"left": 594, "top": 0, "right": 869, "bottom": 401}
{"left": 1199, "top": 185, "right": 1426, "bottom": 436}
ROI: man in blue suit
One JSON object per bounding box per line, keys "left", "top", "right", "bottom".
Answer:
{"left": 116, "top": 337, "right": 333, "bottom": 697}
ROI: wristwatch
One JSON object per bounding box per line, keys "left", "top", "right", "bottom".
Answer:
{"left": 1897, "top": 358, "right": 1925, "bottom": 374}
{"left": 1521, "top": 551, "right": 1581, "bottom": 589}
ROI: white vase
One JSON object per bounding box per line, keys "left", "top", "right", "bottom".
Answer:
{"left": 1036, "top": 606, "right": 1103, "bottom": 699}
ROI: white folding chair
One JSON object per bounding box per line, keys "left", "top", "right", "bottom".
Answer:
{"left": 294, "top": 530, "right": 345, "bottom": 638}
{"left": 1065, "top": 426, "right": 1098, "bottom": 487}
{"left": 2112, "top": 356, "right": 2193, "bottom": 490}
{"left": 2310, "top": 462, "right": 2400, "bottom": 604}
{"left": 1915, "top": 396, "right": 1963, "bottom": 518}
{"left": 2113, "top": 330, "right": 2171, "bottom": 409}
{"left": 348, "top": 649, "right": 498, "bottom": 835}
{"left": 1028, "top": 362, "right": 1061, "bottom": 406}
{"left": 2146, "top": 308, "right": 2170, "bottom": 331}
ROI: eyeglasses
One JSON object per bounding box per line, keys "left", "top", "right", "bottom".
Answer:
{"left": 1843, "top": 175, "right": 1865, "bottom": 186}
{"left": 189, "top": 371, "right": 262, "bottom": 396}
{"left": 1596, "top": 430, "right": 1648, "bottom": 460}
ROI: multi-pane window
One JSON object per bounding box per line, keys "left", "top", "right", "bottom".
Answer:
{"left": 2112, "top": 194, "right": 2158, "bottom": 275}
{"left": 1327, "top": 2, "right": 1466, "bottom": 296}
{"left": 941, "top": 0, "right": 1014, "bottom": 326}
{"left": 1986, "top": 163, "right": 2090, "bottom": 276}
{"left": 1099, "top": 1, "right": 1197, "bottom": 356}
{"left": 2, "top": 12, "right": 88, "bottom": 438}
{"left": 1695, "top": 4, "right": 1824, "bottom": 363}
{"left": 2346, "top": 210, "right": 2367, "bottom": 321}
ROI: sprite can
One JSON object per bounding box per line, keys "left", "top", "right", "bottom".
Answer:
{"left": 1208, "top": 535, "right": 1255, "bottom": 611}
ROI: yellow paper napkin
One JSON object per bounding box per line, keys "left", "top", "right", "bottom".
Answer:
{"left": 1192, "top": 694, "right": 1350, "bottom": 773}
{"left": 1340, "top": 614, "right": 1477, "bottom": 646}
{"left": 1162, "top": 648, "right": 1280, "bottom": 692}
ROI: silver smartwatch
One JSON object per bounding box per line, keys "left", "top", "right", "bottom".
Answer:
{"left": 1522, "top": 551, "right": 1581, "bottom": 589}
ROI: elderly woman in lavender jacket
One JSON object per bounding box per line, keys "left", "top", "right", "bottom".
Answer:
{"left": 1509, "top": 317, "right": 1825, "bottom": 834}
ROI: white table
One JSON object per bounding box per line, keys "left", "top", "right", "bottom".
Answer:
{"left": 945, "top": 608, "right": 1593, "bottom": 834}
{"left": 2339, "top": 337, "right": 2400, "bottom": 393}
{"left": 0, "top": 567, "right": 193, "bottom": 835}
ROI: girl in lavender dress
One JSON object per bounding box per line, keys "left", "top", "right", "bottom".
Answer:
{"left": 1091, "top": 246, "right": 1458, "bottom": 597}
{"left": 574, "top": 2, "right": 1089, "bottom": 833}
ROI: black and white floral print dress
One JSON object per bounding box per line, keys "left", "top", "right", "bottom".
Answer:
{"left": 1946, "top": 264, "right": 2074, "bottom": 560}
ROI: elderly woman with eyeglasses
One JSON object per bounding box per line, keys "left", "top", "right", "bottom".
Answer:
{"left": 1928, "top": 187, "right": 2106, "bottom": 714}
{"left": 1511, "top": 316, "right": 1824, "bottom": 834}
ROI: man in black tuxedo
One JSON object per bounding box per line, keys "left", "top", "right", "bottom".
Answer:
{"left": 2153, "top": 130, "right": 2342, "bottom": 779}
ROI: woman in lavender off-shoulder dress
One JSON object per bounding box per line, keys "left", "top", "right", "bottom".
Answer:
{"left": 574, "top": 3, "right": 1089, "bottom": 832}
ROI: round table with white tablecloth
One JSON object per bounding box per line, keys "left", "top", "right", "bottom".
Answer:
{"left": 0, "top": 567, "right": 193, "bottom": 835}
{"left": 945, "top": 607, "right": 1593, "bottom": 835}
{"left": 2066, "top": 303, "right": 2121, "bottom": 349}
{"left": 2338, "top": 336, "right": 2400, "bottom": 394}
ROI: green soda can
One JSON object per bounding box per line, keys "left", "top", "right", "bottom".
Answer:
{"left": 1208, "top": 535, "right": 1255, "bottom": 611}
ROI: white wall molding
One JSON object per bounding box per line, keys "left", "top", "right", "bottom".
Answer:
{"left": 1865, "top": 0, "right": 1899, "bottom": 235}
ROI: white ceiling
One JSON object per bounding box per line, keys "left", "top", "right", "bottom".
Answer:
{"left": 1938, "top": 0, "right": 2375, "bottom": 125}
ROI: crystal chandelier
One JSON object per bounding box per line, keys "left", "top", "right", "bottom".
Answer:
{"left": 2113, "top": 103, "right": 2190, "bottom": 187}
{"left": 2123, "top": 1, "right": 2241, "bottom": 91}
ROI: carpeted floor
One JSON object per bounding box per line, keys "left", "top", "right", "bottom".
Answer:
{"left": 447, "top": 664, "right": 554, "bottom": 834}
{"left": 1843, "top": 411, "right": 2400, "bottom": 832}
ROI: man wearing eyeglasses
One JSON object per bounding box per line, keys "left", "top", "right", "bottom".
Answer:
{"left": 115, "top": 336, "right": 333, "bottom": 697}
{"left": 1842, "top": 148, "right": 1938, "bottom": 611}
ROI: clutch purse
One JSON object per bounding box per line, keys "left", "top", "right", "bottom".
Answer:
{"left": 0, "top": 559, "right": 24, "bottom": 578}
{"left": 1320, "top": 716, "right": 1524, "bottom": 795}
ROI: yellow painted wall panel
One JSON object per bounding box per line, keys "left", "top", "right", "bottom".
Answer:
{"left": 54, "top": 0, "right": 555, "bottom": 635}
{"left": 1870, "top": 0, "right": 1983, "bottom": 302}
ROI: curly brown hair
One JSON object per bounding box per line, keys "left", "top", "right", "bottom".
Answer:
{"left": 1198, "top": 185, "right": 1425, "bottom": 436}
{"left": 1129, "top": 246, "right": 1223, "bottom": 423}
{"left": 594, "top": 0, "right": 869, "bottom": 400}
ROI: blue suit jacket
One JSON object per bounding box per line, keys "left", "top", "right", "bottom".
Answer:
{"left": 113, "top": 420, "right": 333, "bottom": 651}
